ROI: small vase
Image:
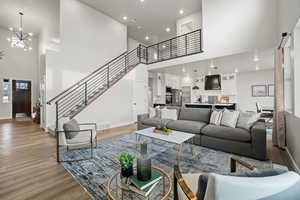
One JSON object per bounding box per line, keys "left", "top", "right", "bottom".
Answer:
{"left": 121, "top": 166, "right": 133, "bottom": 177}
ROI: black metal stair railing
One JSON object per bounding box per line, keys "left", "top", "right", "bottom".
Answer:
{"left": 47, "top": 29, "right": 202, "bottom": 130}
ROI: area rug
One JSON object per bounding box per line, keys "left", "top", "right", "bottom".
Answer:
{"left": 61, "top": 133, "right": 272, "bottom": 200}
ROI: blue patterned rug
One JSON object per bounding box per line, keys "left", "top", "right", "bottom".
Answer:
{"left": 61, "top": 133, "right": 272, "bottom": 199}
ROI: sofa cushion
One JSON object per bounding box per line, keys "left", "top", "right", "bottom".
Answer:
{"left": 236, "top": 111, "right": 259, "bottom": 131}
{"left": 204, "top": 172, "right": 300, "bottom": 200}
{"left": 179, "top": 108, "right": 211, "bottom": 123}
{"left": 161, "top": 107, "right": 178, "bottom": 120}
{"left": 141, "top": 117, "right": 173, "bottom": 127}
{"left": 220, "top": 109, "right": 240, "bottom": 128}
{"left": 63, "top": 119, "right": 80, "bottom": 139}
{"left": 201, "top": 124, "right": 251, "bottom": 142}
{"left": 167, "top": 120, "right": 206, "bottom": 134}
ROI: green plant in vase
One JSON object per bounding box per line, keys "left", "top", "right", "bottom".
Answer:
{"left": 118, "top": 152, "right": 135, "bottom": 177}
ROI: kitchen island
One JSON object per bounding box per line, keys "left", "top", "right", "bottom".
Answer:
{"left": 185, "top": 103, "right": 236, "bottom": 110}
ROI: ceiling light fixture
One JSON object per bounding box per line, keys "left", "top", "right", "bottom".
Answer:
{"left": 122, "top": 16, "right": 128, "bottom": 21}
{"left": 140, "top": 0, "right": 145, "bottom": 2}
{"left": 7, "top": 12, "right": 33, "bottom": 51}
{"left": 234, "top": 68, "right": 238, "bottom": 73}
{"left": 165, "top": 27, "right": 171, "bottom": 32}
{"left": 179, "top": 9, "right": 184, "bottom": 15}
{"left": 145, "top": 35, "right": 150, "bottom": 41}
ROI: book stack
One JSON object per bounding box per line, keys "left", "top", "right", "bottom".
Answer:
{"left": 127, "top": 169, "right": 163, "bottom": 197}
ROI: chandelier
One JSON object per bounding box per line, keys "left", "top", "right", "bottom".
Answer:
{"left": 7, "top": 12, "right": 33, "bottom": 51}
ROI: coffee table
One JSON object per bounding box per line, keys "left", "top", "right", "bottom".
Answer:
{"left": 107, "top": 166, "right": 171, "bottom": 200}
{"left": 135, "top": 127, "right": 195, "bottom": 165}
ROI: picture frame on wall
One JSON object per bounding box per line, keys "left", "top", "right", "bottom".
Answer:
{"left": 268, "top": 84, "right": 274, "bottom": 96}
{"left": 252, "top": 85, "right": 267, "bottom": 97}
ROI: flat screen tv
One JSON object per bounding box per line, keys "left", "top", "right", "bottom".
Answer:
{"left": 205, "top": 75, "right": 221, "bottom": 90}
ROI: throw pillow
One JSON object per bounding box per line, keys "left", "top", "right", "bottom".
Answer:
{"left": 161, "top": 108, "right": 177, "bottom": 120}
{"left": 63, "top": 119, "right": 80, "bottom": 139}
{"left": 149, "top": 107, "right": 156, "bottom": 118}
{"left": 220, "top": 109, "right": 240, "bottom": 128}
{"left": 236, "top": 111, "right": 259, "bottom": 131}
{"left": 209, "top": 110, "right": 223, "bottom": 125}
{"left": 204, "top": 172, "right": 300, "bottom": 200}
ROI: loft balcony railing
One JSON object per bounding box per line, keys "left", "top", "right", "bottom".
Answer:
{"left": 139, "top": 29, "right": 202, "bottom": 64}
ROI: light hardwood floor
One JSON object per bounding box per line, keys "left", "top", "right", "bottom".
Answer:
{"left": 0, "top": 119, "right": 292, "bottom": 200}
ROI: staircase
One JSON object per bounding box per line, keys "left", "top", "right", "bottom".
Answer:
{"left": 47, "top": 29, "right": 202, "bottom": 130}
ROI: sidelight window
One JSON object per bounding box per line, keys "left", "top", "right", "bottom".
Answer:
{"left": 2, "top": 79, "right": 10, "bottom": 103}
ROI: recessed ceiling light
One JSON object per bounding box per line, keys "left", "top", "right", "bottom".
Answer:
{"left": 122, "top": 16, "right": 128, "bottom": 21}
{"left": 253, "top": 55, "right": 259, "bottom": 62}
{"left": 165, "top": 27, "right": 171, "bottom": 32}
{"left": 140, "top": 0, "right": 144, "bottom": 2}
{"left": 179, "top": 9, "right": 184, "bottom": 15}
{"left": 234, "top": 68, "right": 238, "bottom": 73}
{"left": 255, "top": 64, "right": 260, "bottom": 70}
{"left": 145, "top": 36, "right": 150, "bottom": 41}
{"left": 8, "top": 27, "right": 13, "bottom": 31}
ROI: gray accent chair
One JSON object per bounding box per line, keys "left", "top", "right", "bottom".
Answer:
{"left": 138, "top": 107, "right": 267, "bottom": 160}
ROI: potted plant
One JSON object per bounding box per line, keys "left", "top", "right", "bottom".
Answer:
{"left": 118, "top": 152, "right": 135, "bottom": 177}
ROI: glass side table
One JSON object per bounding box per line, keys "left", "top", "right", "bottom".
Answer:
{"left": 107, "top": 166, "right": 172, "bottom": 200}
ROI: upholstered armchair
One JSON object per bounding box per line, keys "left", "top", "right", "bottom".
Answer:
{"left": 56, "top": 118, "right": 97, "bottom": 162}
{"left": 174, "top": 157, "right": 300, "bottom": 200}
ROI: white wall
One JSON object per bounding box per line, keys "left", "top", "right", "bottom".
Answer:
{"left": 76, "top": 64, "right": 148, "bottom": 129}
{"left": 236, "top": 69, "right": 274, "bottom": 112}
{"left": 176, "top": 12, "right": 202, "bottom": 35}
{"left": 46, "top": 0, "right": 127, "bottom": 128}
{"left": 148, "top": 0, "right": 278, "bottom": 71}
{"left": 277, "top": 0, "right": 300, "bottom": 37}
{"left": 127, "top": 38, "right": 142, "bottom": 51}
{"left": 0, "top": 27, "right": 39, "bottom": 119}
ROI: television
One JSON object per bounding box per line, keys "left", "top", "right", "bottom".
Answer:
{"left": 205, "top": 75, "right": 221, "bottom": 90}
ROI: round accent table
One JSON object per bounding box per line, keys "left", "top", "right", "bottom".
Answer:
{"left": 107, "top": 166, "right": 172, "bottom": 200}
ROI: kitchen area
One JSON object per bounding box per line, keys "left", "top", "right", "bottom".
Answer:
{"left": 148, "top": 72, "right": 238, "bottom": 110}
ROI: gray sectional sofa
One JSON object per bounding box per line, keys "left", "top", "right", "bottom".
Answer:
{"left": 138, "top": 107, "right": 267, "bottom": 160}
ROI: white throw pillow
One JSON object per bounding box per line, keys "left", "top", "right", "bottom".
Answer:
{"left": 220, "top": 109, "right": 240, "bottom": 128}
{"left": 210, "top": 110, "right": 223, "bottom": 126}
{"left": 236, "top": 111, "right": 259, "bottom": 130}
{"left": 161, "top": 108, "right": 177, "bottom": 120}
{"left": 149, "top": 107, "right": 156, "bottom": 118}
{"left": 204, "top": 172, "right": 300, "bottom": 200}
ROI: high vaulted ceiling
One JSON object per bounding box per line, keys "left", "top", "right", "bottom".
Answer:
{"left": 78, "top": 0, "right": 201, "bottom": 44}
{"left": 150, "top": 48, "right": 274, "bottom": 77}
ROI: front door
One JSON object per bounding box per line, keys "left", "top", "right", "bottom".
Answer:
{"left": 12, "top": 80, "right": 32, "bottom": 118}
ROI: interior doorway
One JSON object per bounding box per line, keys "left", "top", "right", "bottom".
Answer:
{"left": 12, "top": 80, "right": 32, "bottom": 118}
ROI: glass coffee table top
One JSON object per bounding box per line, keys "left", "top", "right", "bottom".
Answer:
{"left": 107, "top": 167, "right": 172, "bottom": 200}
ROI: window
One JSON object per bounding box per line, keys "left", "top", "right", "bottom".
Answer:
{"left": 2, "top": 79, "right": 10, "bottom": 103}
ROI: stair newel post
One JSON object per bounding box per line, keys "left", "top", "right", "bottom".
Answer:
{"left": 84, "top": 82, "right": 87, "bottom": 105}
{"left": 146, "top": 46, "right": 149, "bottom": 64}
{"left": 200, "top": 29, "right": 202, "bottom": 52}
{"left": 55, "top": 101, "right": 59, "bottom": 162}
{"left": 138, "top": 44, "right": 142, "bottom": 63}
{"left": 125, "top": 53, "right": 128, "bottom": 73}
{"left": 107, "top": 65, "right": 110, "bottom": 88}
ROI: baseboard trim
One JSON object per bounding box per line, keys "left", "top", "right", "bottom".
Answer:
{"left": 285, "top": 147, "right": 300, "bottom": 174}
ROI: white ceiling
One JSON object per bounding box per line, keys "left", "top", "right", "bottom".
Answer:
{"left": 78, "top": 0, "right": 201, "bottom": 44}
{"left": 0, "top": 0, "right": 59, "bottom": 39}
{"left": 150, "top": 48, "right": 275, "bottom": 77}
